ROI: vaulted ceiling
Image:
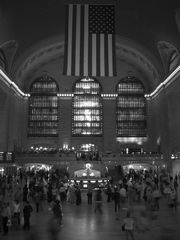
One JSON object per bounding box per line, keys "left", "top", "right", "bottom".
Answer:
{"left": 0, "top": 0, "right": 180, "bottom": 93}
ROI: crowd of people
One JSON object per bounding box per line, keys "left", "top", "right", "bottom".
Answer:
{"left": 0, "top": 167, "right": 179, "bottom": 240}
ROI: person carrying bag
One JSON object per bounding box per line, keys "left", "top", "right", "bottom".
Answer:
{"left": 122, "top": 210, "right": 135, "bottom": 240}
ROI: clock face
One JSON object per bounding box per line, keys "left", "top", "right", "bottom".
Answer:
{"left": 85, "top": 163, "right": 92, "bottom": 169}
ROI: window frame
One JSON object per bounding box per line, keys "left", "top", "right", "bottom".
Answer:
{"left": 116, "top": 76, "right": 147, "bottom": 139}
{"left": 72, "top": 77, "right": 103, "bottom": 136}
{"left": 28, "top": 74, "right": 59, "bottom": 137}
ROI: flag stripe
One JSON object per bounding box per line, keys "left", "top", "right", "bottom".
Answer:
{"left": 75, "top": 5, "right": 81, "bottom": 76}
{"left": 71, "top": 6, "right": 77, "bottom": 76}
{"left": 88, "top": 29, "right": 92, "bottom": 77}
{"left": 63, "top": 5, "right": 69, "bottom": 75}
{"left": 112, "top": 34, "right": 117, "bottom": 76}
{"left": 96, "top": 34, "right": 100, "bottom": 76}
{"left": 84, "top": 4, "right": 89, "bottom": 76}
{"left": 108, "top": 34, "right": 113, "bottom": 77}
{"left": 92, "top": 34, "right": 96, "bottom": 76}
{"left": 80, "top": 5, "right": 84, "bottom": 76}
{"left": 104, "top": 35, "right": 109, "bottom": 76}
{"left": 100, "top": 34, "right": 105, "bottom": 76}
{"left": 66, "top": 4, "right": 73, "bottom": 76}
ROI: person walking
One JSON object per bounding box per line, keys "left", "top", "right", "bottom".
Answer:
{"left": 23, "top": 184, "right": 29, "bottom": 202}
{"left": 168, "top": 187, "right": 178, "bottom": 215}
{"left": 174, "top": 176, "right": 178, "bottom": 192}
{"left": 23, "top": 201, "right": 33, "bottom": 230}
{"left": 87, "top": 183, "right": 93, "bottom": 204}
{"left": 120, "top": 185, "right": 127, "bottom": 203}
{"left": 1, "top": 202, "right": 11, "bottom": 235}
{"left": 152, "top": 186, "right": 161, "bottom": 211}
{"left": 34, "top": 191, "right": 41, "bottom": 213}
{"left": 13, "top": 199, "right": 21, "bottom": 225}
{"left": 59, "top": 184, "right": 66, "bottom": 203}
{"left": 52, "top": 199, "right": 63, "bottom": 227}
{"left": 75, "top": 186, "right": 82, "bottom": 206}
{"left": 114, "top": 187, "right": 121, "bottom": 219}
{"left": 94, "top": 189, "right": 103, "bottom": 214}
{"left": 122, "top": 210, "right": 135, "bottom": 240}
{"left": 106, "top": 184, "right": 112, "bottom": 203}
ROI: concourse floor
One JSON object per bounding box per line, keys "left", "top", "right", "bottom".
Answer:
{"left": 2, "top": 194, "right": 180, "bottom": 240}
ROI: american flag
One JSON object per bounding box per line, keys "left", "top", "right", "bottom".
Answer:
{"left": 63, "top": 4, "right": 116, "bottom": 77}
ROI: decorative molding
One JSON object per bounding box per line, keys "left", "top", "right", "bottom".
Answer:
{"left": 115, "top": 42, "right": 160, "bottom": 89}
{"left": 13, "top": 37, "right": 161, "bottom": 91}
{"left": 15, "top": 42, "right": 64, "bottom": 83}
{"left": 101, "top": 93, "right": 117, "bottom": 100}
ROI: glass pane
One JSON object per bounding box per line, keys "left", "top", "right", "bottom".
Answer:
{"left": 72, "top": 78, "right": 102, "bottom": 136}
{"left": 28, "top": 75, "right": 59, "bottom": 137}
{"left": 116, "top": 76, "right": 147, "bottom": 138}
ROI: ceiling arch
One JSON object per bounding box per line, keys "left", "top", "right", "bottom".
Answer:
{"left": 157, "top": 40, "right": 180, "bottom": 74}
{"left": 12, "top": 35, "right": 162, "bottom": 92}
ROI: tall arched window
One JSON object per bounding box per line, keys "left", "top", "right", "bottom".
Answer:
{"left": 116, "top": 76, "right": 147, "bottom": 142}
{"left": 28, "top": 73, "right": 59, "bottom": 137}
{"left": 72, "top": 77, "right": 103, "bottom": 136}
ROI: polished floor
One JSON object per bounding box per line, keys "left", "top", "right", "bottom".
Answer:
{"left": 2, "top": 192, "right": 180, "bottom": 240}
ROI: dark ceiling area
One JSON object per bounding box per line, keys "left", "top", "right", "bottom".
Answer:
{"left": 0, "top": 0, "right": 180, "bottom": 63}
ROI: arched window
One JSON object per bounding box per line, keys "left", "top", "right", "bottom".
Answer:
{"left": 116, "top": 76, "right": 147, "bottom": 143}
{"left": 72, "top": 77, "right": 103, "bottom": 136}
{"left": 28, "top": 73, "right": 59, "bottom": 137}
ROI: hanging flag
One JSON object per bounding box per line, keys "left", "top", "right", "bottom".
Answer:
{"left": 63, "top": 4, "right": 116, "bottom": 77}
